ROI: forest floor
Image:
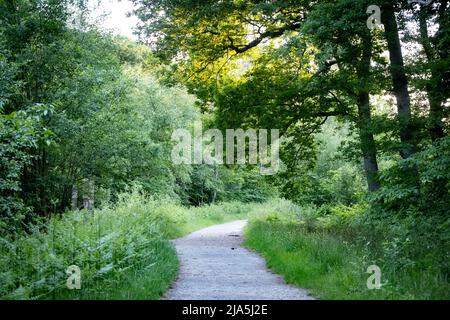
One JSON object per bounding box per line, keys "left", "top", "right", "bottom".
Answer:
{"left": 164, "top": 220, "right": 314, "bottom": 300}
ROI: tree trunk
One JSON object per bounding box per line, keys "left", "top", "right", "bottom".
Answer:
{"left": 357, "top": 35, "right": 381, "bottom": 192}
{"left": 211, "top": 165, "right": 218, "bottom": 203}
{"left": 71, "top": 187, "right": 78, "bottom": 210}
{"left": 357, "top": 94, "right": 381, "bottom": 192}
{"left": 419, "top": 6, "right": 446, "bottom": 142}
{"left": 382, "top": 3, "right": 417, "bottom": 158}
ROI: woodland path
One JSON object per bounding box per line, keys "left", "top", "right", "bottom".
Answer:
{"left": 164, "top": 220, "right": 314, "bottom": 300}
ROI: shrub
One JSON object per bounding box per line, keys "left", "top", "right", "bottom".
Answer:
{"left": 367, "top": 137, "right": 450, "bottom": 276}
{"left": 0, "top": 187, "right": 251, "bottom": 299}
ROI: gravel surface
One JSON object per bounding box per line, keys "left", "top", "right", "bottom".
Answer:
{"left": 164, "top": 220, "right": 314, "bottom": 300}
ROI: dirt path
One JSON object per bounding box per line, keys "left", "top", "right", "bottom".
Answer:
{"left": 164, "top": 220, "right": 314, "bottom": 300}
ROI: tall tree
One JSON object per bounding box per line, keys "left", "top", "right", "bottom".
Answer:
{"left": 299, "top": 0, "right": 383, "bottom": 191}
{"left": 356, "top": 34, "right": 382, "bottom": 191}
{"left": 134, "top": 0, "right": 383, "bottom": 191}
{"left": 415, "top": 1, "right": 449, "bottom": 141}
{"left": 381, "top": 1, "right": 418, "bottom": 158}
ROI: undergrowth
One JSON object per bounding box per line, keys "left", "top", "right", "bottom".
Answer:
{"left": 0, "top": 189, "right": 249, "bottom": 300}
{"left": 244, "top": 200, "right": 450, "bottom": 300}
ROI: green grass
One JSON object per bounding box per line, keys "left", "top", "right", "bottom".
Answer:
{"left": 167, "top": 201, "right": 251, "bottom": 238}
{"left": 0, "top": 190, "right": 249, "bottom": 300}
{"left": 245, "top": 219, "right": 450, "bottom": 299}
{"left": 244, "top": 205, "right": 450, "bottom": 300}
{"left": 53, "top": 239, "right": 178, "bottom": 300}
{"left": 4, "top": 196, "right": 446, "bottom": 300}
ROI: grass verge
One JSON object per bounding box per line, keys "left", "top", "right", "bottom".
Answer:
{"left": 244, "top": 202, "right": 449, "bottom": 300}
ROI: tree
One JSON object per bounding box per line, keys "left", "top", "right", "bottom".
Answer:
{"left": 412, "top": 1, "right": 449, "bottom": 142}
{"left": 133, "top": 0, "right": 384, "bottom": 192}
{"left": 302, "top": 0, "right": 384, "bottom": 191}
{"left": 381, "top": 1, "right": 418, "bottom": 158}
{"left": 0, "top": 1, "right": 202, "bottom": 219}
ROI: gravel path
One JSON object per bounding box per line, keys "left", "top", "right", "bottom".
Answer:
{"left": 164, "top": 220, "right": 314, "bottom": 300}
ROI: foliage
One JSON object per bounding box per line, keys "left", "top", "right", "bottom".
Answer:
{"left": 0, "top": 104, "right": 53, "bottom": 234}
{"left": 0, "top": 0, "right": 273, "bottom": 228}
{"left": 280, "top": 119, "right": 366, "bottom": 206}
{"left": 0, "top": 188, "right": 250, "bottom": 300}
{"left": 245, "top": 200, "right": 450, "bottom": 300}
{"left": 0, "top": 0, "right": 448, "bottom": 301}
{"left": 367, "top": 137, "right": 450, "bottom": 276}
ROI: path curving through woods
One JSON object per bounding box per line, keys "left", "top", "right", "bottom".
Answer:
{"left": 164, "top": 220, "right": 314, "bottom": 300}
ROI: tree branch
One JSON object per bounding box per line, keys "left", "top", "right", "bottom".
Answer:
{"left": 226, "top": 22, "right": 302, "bottom": 54}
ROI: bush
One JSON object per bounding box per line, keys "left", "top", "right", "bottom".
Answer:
{"left": 0, "top": 189, "right": 175, "bottom": 299}
{"left": 0, "top": 188, "right": 249, "bottom": 299}
{"left": 0, "top": 105, "right": 53, "bottom": 235}
{"left": 367, "top": 137, "right": 450, "bottom": 277}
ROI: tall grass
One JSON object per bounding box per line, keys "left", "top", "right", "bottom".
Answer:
{"left": 6, "top": 193, "right": 445, "bottom": 300}
{"left": 244, "top": 200, "right": 450, "bottom": 300}
{"left": 0, "top": 189, "right": 249, "bottom": 300}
